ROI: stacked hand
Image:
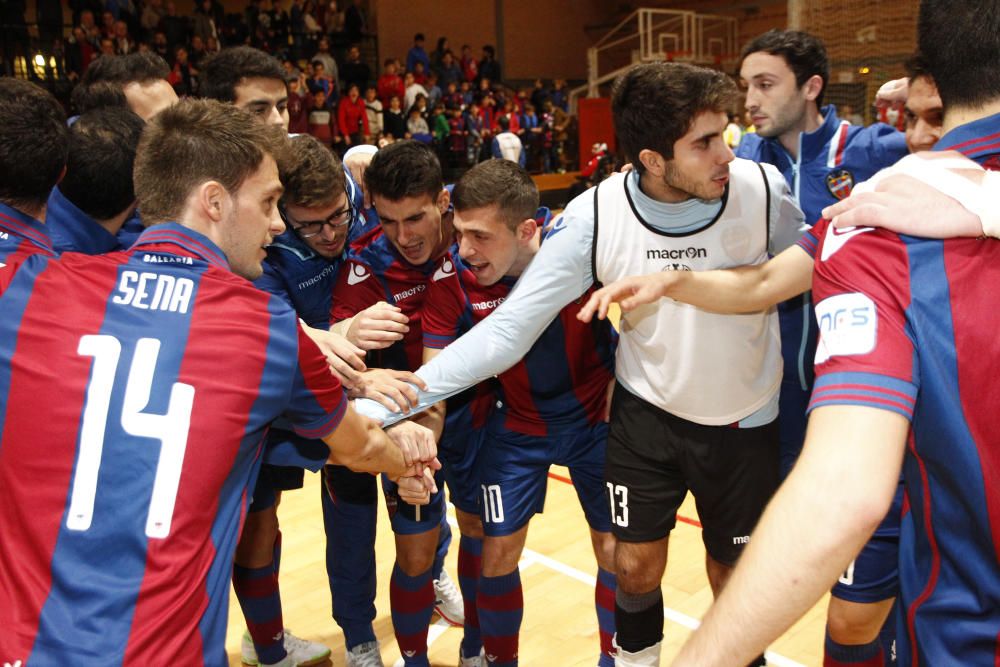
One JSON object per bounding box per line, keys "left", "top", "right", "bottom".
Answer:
{"left": 386, "top": 421, "right": 440, "bottom": 505}
{"left": 349, "top": 368, "right": 427, "bottom": 412}
{"left": 348, "top": 301, "right": 410, "bottom": 350}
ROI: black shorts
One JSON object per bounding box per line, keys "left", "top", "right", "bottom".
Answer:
{"left": 605, "top": 384, "right": 779, "bottom": 565}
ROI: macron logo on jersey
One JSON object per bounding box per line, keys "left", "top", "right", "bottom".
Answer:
{"left": 347, "top": 263, "right": 370, "bottom": 286}
{"left": 821, "top": 225, "right": 874, "bottom": 262}
{"left": 433, "top": 257, "right": 455, "bottom": 282}
{"left": 815, "top": 292, "right": 877, "bottom": 364}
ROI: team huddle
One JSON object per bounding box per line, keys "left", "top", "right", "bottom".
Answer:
{"left": 0, "top": 1, "right": 998, "bottom": 666}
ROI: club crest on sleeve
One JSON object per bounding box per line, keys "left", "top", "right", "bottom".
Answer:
{"left": 346, "top": 262, "right": 370, "bottom": 285}
{"left": 814, "top": 292, "right": 877, "bottom": 364}
{"left": 826, "top": 169, "right": 855, "bottom": 200}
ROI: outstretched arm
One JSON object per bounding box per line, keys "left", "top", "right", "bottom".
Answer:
{"left": 672, "top": 405, "right": 908, "bottom": 666}
{"left": 579, "top": 244, "right": 813, "bottom": 322}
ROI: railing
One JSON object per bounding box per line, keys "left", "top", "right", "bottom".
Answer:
{"left": 570, "top": 7, "right": 739, "bottom": 112}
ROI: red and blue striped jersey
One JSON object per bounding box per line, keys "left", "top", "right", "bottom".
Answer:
{"left": 0, "top": 223, "right": 347, "bottom": 666}
{"left": 0, "top": 202, "right": 56, "bottom": 269}
{"left": 330, "top": 226, "right": 438, "bottom": 372}
{"left": 804, "top": 113, "right": 1000, "bottom": 665}
{"left": 423, "top": 239, "right": 616, "bottom": 437}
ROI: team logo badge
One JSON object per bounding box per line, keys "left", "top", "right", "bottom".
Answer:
{"left": 432, "top": 256, "right": 455, "bottom": 281}
{"left": 826, "top": 169, "right": 855, "bottom": 200}
{"left": 346, "top": 263, "right": 370, "bottom": 285}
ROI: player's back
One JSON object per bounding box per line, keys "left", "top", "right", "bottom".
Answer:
{"left": 899, "top": 233, "right": 1000, "bottom": 665}
{"left": 0, "top": 229, "right": 319, "bottom": 666}
{"left": 0, "top": 202, "right": 56, "bottom": 266}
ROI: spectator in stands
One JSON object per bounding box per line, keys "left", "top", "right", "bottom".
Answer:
{"left": 406, "top": 32, "right": 430, "bottom": 75}
{"left": 431, "top": 101, "right": 449, "bottom": 145}
{"left": 551, "top": 78, "right": 569, "bottom": 111}
{"left": 141, "top": 0, "right": 166, "bottom": 40}
{"left": 67, "top": 26, "right": 98, "bottom": 77}
{"left": 425, "top": 71, "right": 442, "bottom": 108}
{"left": 459, "top": 80, "right": 472, "bottom": 107}
{"left": 407, "top": 106, "right": 432, "bottom": 143}
{"left": 189, "top": 34, "right": 208, "bottom": 68}
{"left": 151, "top": 29, "right": 170, "bottom": 60}
{"left": 307, "top": 59, "right": 334, "bottom": 104}
{"left": 403, "top": 71, "right": 428, "bottom": 115}
{"left": 377, "top": 58, "right": 405, "bottom": 107}
{"left": 112, "top": 20, "right": 135, "bottom": 55}
{"left": 310, "top": 36, "right": 340, "bottom": 92}
{"left": 338, "top": 83, "right": 370, "bottom": 146}
{"left": 492, "top": 114, "right": 525, "bottom": 166}
{"left": 436, "top": 49, "right": 462, "bottom": 88}
{"left": 383, "top": 94, "right": 407, "bottom": 140}
{"left": 340, "top": 43, "right": 370, "bottom": 94}
{"left": 344, "top": 0, "right": 365, "bottom": 40}
{"left": 287, "top": 72, "right": 310, "bottom": 133}
{"left": 364, "top": 85, "right": 383, "bottom": 140}
{"left": 168, "top": 46, "right": 197, "bottom": 95}
{"left": 479, "top": 44, "right": 501, "bottom": 84}
{"left": 542, "top": 97, "right": 570, "bottom": 172}
{"left": 431, "top": 36, "right": 449, "bottom": 71}
{"left": 192, "top": 0, "right": 218, "bottom": 45}
{"left": 460, "top": 44, "right": 478, "bottom": 82}
{"left": 160, "top": 1, "right": 189, "bottom": 51}
{"left": 307, "top": 88, "right": 334, "bottom": 145}
{"left": 412, "top": 60, "right": 428, "bottom": 86}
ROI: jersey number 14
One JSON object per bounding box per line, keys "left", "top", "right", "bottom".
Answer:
{"left": 66, "top": 334, "right": 195, "bottom": 539}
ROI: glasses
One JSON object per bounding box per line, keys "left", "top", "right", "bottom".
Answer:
{"left": 280, "top": 199, "right": 353, "bottom": 238}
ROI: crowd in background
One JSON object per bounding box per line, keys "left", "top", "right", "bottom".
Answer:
{"left": 3, "top": 0, "right": 580, "bottom": 174}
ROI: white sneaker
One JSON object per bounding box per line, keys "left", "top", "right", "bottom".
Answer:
{"left": 346, "top": 640, "right": 385, "bottom": 667}
{"left": 434, "top": 569, "right": 465, "bottom": 626}
{"left": 459, "top": 648, "right": 485, "bottom": 666}
{"left": 242, "top": 629, "right": 332, "bottom": 667}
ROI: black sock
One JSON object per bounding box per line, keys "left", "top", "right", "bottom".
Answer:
{"left": 614, "top": 588, "right": 664, "bottom": 653}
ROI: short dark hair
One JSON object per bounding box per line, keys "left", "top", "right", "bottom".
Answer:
{"left": 0, "top": 79, "right": 69, "bottom": 211}
{"left": 904, "top": 53, "right": 933, "bottom": 84}
{"left": 919, "top": 0, "right": 1000, "bottom": 109}
{"left": 281, "top": 134, "right": 345, "bottom": 208}
{"left": 61, "top": 107, "right": 145, "bottom": 220}
{"left": 72, "top": 52, "right": 170, "bottom": 114}
{"left": 365, "top": 140, "right": 442, "bottom": 202}
{"left": 741, "top": 29, "right": 830, "bottom": 107}
{"left": 611, "top": 62, "right": 737, "bottom": 170}
{"left": 81, "top": 51, "right": 170, "bottom": 86}
{"left": 453, "top": 160, "right": 538, "bottom": 231}
{"left": 414, "top": 32, "right": 424, "bottom": 41}
{"left": 483, "top": 45, "right": 495, "bottom": 58}
{"left": 134, "top": 99, "right": 288, "bottom": 226}
{"left": 71, "top": 79, "right": 129, "bottom": 115}
{"left": 198, "top": 46, "right": 286, "bottom": 102}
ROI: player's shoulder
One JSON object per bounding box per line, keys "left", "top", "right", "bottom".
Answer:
{"left": 846, "top": 122, "right": 908, "bottom": 162}
{"left": 812, "top": 217, "right": 908, "bottom": 273}
{"left": 734, "top": 132, "right": 767, "bottom": 159}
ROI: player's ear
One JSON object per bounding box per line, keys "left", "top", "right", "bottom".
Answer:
{"left": 637, "top": 149, "right": 664, "bottom": 177}
{"left": 196, "top": 180, "right": 229, "bottom": 223}
{"left": 436, "top": 187, "right": 450, "bottom": 214}
{"left": 803, "top": 74, "right": 824, "bottom": 103}
{"left": 517, "top": 217, "right": 537, "bottom": 242}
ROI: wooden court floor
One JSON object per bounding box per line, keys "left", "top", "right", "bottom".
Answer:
{"left": 224, "top": 468, "right": 828, "bottom": 667}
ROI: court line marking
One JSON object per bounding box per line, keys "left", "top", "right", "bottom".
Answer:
{"left": 434, "top": 506, "right": 806, "bottom": 667}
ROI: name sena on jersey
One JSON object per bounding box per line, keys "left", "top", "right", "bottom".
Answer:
{"left": 113, "top": 269, "right": 194, "bottom": 314}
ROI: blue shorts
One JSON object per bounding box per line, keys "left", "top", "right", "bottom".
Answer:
{"left": 479, "top": 422, "right": 611, "bottom": 537}
{"left": 381, "top": 471, "right": 448, "bottom": 535}
{"left": 439, "top": 428, "right": 485, "bottom": 516}
{"left": 832, "top": 482, "right": 903, "bottom": 602}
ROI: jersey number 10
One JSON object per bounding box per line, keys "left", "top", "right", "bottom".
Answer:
{"left": 66, "top": 334, "right": 195, "bottom": 539}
